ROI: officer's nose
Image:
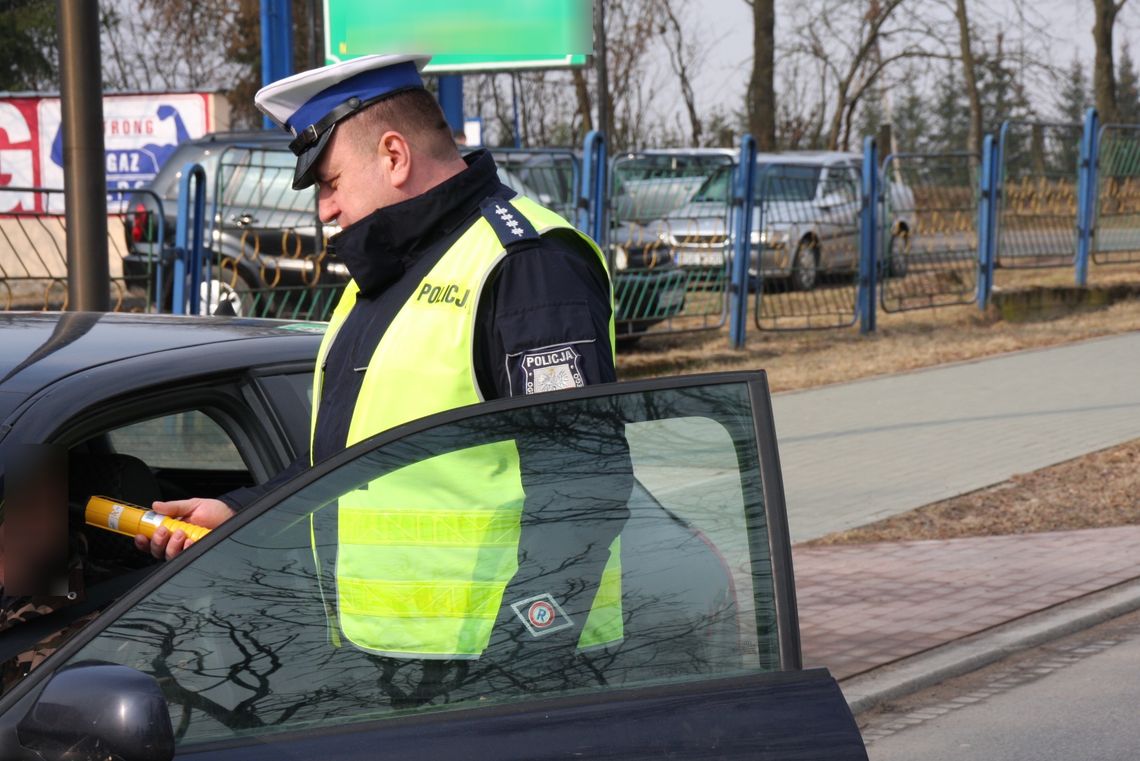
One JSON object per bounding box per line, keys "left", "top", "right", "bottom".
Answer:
{"left": 317, "top": 193, "right": 339, "bottom": 226}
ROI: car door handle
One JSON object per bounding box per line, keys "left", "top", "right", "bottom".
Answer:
{"left": 231, "top": 213, "right": 259, "bottom": 227}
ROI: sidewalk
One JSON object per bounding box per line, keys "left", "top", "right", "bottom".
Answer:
{"left": 772, "top": 332, "right": 1140, "bottom": 542}
{"left": 793, "top": 525, "right": 1140, "bottom": 681}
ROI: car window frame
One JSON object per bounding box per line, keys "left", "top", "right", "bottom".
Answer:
{"left": 0, "top": 371, "right": 799, "bottom": 716}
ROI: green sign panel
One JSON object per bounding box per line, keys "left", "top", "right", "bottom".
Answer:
{"left": 323, "top": 0, "right": 591, "bottom": 71}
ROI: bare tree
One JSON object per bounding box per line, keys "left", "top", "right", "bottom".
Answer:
{"left": 657, "top": 0, "right": 702, "bottom": 146}
{"left": 743, "top": 0, "right": 777, "bottom": 150}
{"left": 785, "top": 0, "right": 923, "bottom": 150}
{"left": 952, "top": 0, "right": 985, "bottom": 154}
{"left": 1093, "top": 0, "right": 1127, "bottom": 124}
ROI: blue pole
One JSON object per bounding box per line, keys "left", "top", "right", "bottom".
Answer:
{"left": 260, "top": 0, "right": 294, "bottom": 130}
{"left": 858, "top": 136, "right": 878, "bottom": 334}
{"left": 591, "top": 134, "right": 608, "bottom": 245}
{"left": 152, "top": 193, "right": 167, "bottom": 313}
{"left": 977, "top": 133, "right": 996, "bottom": 310}
{"left": 276, "top": 0, "right": 294, "bottom": 78}
{"left": 579, "top": 131, "right": 607, "bottom": 244}
{"left": 173, "top": 163, "right": 207, "bottom": 315}
{"left": 729, "top": 134, "right": 757, "bottom": 349}
{"left": 437, "top": 75, "right": 465, "bottom": 136}
{"left": 1075, "top": 107, "right": 1099, "bottom": 286}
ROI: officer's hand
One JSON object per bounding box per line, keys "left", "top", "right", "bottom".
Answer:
{"left": 134, "top": 498, "right": 235, "bottom": 561}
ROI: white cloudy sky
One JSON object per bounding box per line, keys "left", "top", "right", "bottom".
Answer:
{"left": 656, "top": 0, "right": 1140, "bottom": 126}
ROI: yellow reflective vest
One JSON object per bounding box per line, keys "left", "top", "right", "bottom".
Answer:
{"left": 310, "top": 196, "right": 623, "bottom": 659}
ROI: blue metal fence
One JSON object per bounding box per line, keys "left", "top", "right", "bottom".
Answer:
{"left": 878, "top": 151, "right": 980, "bottom": 313}
{"left": 132, "top": 108, "right": 1135, "bottom": 346}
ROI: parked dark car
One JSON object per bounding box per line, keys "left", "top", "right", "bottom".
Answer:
{"left": 122, "top": 131, "right": 344, "bottom": 317}
{"left": 127, "top": 136, "right": 686, "bottom": 331}
{"left": 0, "top": 313, "right": 867, "bottom": 760}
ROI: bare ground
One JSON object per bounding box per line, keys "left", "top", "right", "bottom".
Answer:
{"left": 619, "top": 267, "right": 1140, "bottom": 394}
{"left": 803, "top": 438, "right": 1140, "bottom": 545}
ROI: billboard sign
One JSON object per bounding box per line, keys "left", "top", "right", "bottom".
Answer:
{"left": 323, "top": 0, "right": 591, "bottom": 71}
{"left": 0, "top": 93, "right": 215, "bottom": 214}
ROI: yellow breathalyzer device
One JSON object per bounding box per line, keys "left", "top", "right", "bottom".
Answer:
{"left": 85, "top": 496, "right": 211, "bottom": 544}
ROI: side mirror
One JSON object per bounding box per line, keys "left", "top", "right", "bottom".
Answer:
{"left": 17, "top": 661, "right": 174, "bottom": 761}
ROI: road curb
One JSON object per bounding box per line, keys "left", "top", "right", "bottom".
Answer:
{"left": 840, "top": 575, "right": 1140, "bottom": 715}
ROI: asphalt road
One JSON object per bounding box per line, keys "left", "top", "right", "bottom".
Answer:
{"left": 862, "top": 609, "right": 1140, "bottom": 761}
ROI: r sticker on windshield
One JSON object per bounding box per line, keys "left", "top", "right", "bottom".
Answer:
{"left": 510, "top": 594, "right": 574, "bottom": 637}
{"left": 508, "top": 342, "right": 587, "bottom": 395}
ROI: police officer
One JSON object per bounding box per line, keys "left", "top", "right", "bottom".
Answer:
{"left": 137, "top": 55, "right": 630, "bottom": 697}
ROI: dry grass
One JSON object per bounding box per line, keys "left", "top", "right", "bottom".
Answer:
{"left": 804, "top": 439, "right": 1140, "bottom": 546}
{"left": 619, "top": 267, "right": 1140, "bottom": 393}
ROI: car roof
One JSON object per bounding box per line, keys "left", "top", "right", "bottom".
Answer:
{"left": 0, "top": 312, "right": 323, "bottom": 409}
{"left": 755, "top": 150, "right": 859, "bottom": 166}
{"left": 187, "top": 130, "right": 293, "bottom": 146}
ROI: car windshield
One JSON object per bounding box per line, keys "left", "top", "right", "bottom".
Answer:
{"left": 692, "top": 162, "right": 824, "bottom": 204}
{"left": 691, "top": 165, "right": 733, "bottom": 204}
{"left": 753, "top": 164, "right": 822, "bottom": 202}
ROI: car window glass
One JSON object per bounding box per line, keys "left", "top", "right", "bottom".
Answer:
{"left": 691, "top": 164, "right": 732, "bottom": 203}
{"left": 754, "top": 164, "right": 822, "bottom": 203}
{"left": 66, "top": 381, "right": 780, "bottom": 748}
{"left": 219, "top": 148, "right": 316, "bottom": 226}
{"left": 107, "top": 410, "right": 246, "bottom": 471}
{"left": 821, "top": 166, "right": 859, "bottom": 201}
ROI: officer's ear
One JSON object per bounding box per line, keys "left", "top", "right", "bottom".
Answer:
{"left": 378, "top": 130, "right": 412, "bottom": 188}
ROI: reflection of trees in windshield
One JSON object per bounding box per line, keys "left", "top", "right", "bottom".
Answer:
{"left": 69, "top": 384, "right": 780, "bottom": 744}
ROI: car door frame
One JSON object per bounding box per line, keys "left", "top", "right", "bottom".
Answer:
{"left": 0, "top": 371, "right": 837, "bottom": 759}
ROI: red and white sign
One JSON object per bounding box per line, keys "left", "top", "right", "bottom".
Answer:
{"left": 0, "top": 92, "right": 219, "bottom": 214}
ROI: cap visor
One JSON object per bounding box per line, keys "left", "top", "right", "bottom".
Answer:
{"left": 292, "top": 126, "right": 335, "bottom": 191}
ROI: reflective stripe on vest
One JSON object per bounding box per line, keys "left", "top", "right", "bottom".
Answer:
{"left": 310, "top": 197, "right": 622, "bottom": 658}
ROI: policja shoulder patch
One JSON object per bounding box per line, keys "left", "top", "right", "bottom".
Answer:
{"left": 509, "top": 343, "right": 587, "bottom": 395}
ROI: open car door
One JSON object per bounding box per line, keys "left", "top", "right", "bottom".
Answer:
{"left": 0, "top": 372, "right": 867, "bottom": 760}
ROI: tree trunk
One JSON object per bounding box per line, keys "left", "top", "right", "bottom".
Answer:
{"left": 954, "top": 0, "right": 984, "bottom": 155}
{"left": 572, "top": 68, "right": 593, "bottom": 133}
{"left": 748, "top": 0, "right": 776, "bottom": 150}
{"left": 594, "top": 0, "right": 613, "bottom": 139}
{"left": 1092, "top": 0, "right": 1121, "bottom": 124}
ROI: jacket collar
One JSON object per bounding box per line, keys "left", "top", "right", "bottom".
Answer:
{"left": 329, "top": 150, "right": 503, "bottom": 297}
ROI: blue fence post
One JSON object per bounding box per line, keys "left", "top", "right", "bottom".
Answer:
{"left": 729, "top": 134, "right": 757, "bottom": 349}
{"left": 151, "top": 194, "right": 168, "bottom": 313}
{"left": 172, "top": 163, "right": 207, "bottom": 315}
{"left": 579, "top": 131, "right": 607, "bottom": 247}
{"left": 977, "top": 134, "right": 995, "bottom": 310}
{"left": 858, "top": 136, "right": 879, "bottom": 334}
{"left": 260, "top": 0, "right": 294, "bottom": 129}
{"left": 437, "top": 75, "right": 464, "bottom": 135}
{"left": 1075, "top": 107, "right": 1100, "bottom": 287}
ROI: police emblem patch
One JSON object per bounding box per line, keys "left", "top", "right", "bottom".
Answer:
{"left": 513, "top": 343, "right": 585, "bottom": 395}
{"left": 510, "top": 593, "right": 574, "bottom": 637}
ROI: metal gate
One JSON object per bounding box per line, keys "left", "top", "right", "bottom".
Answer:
{"left": 0, "top": 186, "right": 165, "bottom": 312}
{"left": 995, "top": 120, "right": 1083, "bottom": 268}
{"left": 753, "top": 161, "right": 861, "bottom": 330}
{"left": 879, "top": 153, "right": 980, "bottom": 312}
{"left": 607, "top": 151, "right": 735, "bottom": 337}
{"left": 490, "top": 148, "right": 580, "bottom": 221}
{"left": 1093, "top": 124, "right": 1140, "bottom": 265}
{"left": 203, "top": 144, "right": 343, "bottom": 319}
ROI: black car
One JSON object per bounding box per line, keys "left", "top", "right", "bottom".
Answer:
{"left": 0, "top": 312, "right": 866, "bottom": 760}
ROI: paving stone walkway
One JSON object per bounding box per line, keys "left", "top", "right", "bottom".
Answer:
{"left": 793, "top": 525, "right": 1140, "bottom": 679}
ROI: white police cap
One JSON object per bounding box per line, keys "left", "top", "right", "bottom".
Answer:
{"left": 254, "top": 53, "right": 432, "bottom": 190}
